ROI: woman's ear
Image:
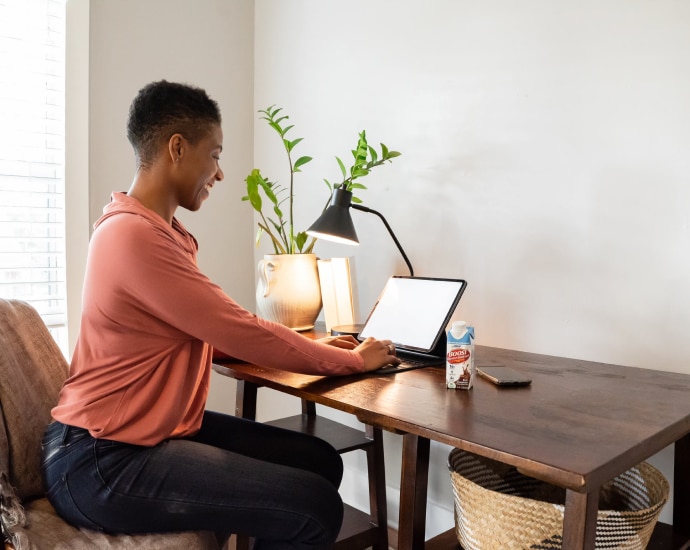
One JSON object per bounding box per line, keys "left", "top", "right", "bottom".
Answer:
{"left": 168, "top": 133, "right": 185, "bottom": 164}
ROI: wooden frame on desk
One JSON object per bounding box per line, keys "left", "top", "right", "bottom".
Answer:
{"left": 214, "top": 341, "right": 690, "bottom": 550}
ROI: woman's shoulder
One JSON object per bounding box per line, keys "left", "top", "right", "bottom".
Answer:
{"left": 97, "top": 209, "right": 174, "bottom": 239}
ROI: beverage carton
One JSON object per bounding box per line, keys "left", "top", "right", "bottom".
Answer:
{"left": 446, "top": 321, "right": 475, "bottom": 390}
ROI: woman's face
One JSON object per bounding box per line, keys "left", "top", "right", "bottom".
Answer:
{"left": 176, "top": 123, "right": 224, "bottom": 212}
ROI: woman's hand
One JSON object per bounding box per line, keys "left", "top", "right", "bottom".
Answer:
{"left": 355, "top": 337, "right": 400, "bottom": 372}
{"left": 318, "top": 335, "right": 399, "bottom": 372}
{"left": 317, "top": 335, "right": 359, "bottom": 350}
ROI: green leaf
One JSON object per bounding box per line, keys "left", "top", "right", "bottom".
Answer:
{"left": 258, "top": 105, "right": 274, "bottom": 117}
{"left": 336, "top": 156, "right": 347, "bottom": 180}
{"left": 349, "top": 183, "right": 367, "bottom": 190}
{"left": 258, "top": 177, "right": 279, "bottom": 206}
{"left": 269, "top": 217, "right": 284, "bottom": 234}
{"left": 248, "top": 193, "right": 262, "bottom": 212}
{"left": 295, "top": 231, "right": 308, "bottom": 252}
{"left": 244, "top": 170, "right": 263, "bottom": 211}
{"left": 282, "top": 124, "right": 294, "bottom": 136}
{"left": 354, "top": 132, "right": 368, "bottom": 164}
{"left": 351, "top": 195, "right": 363, "bottom": 204}
{"left": 294, "top": 156, "right": 313, "bottom": 170}
{"left": 286, "top": 137, "right": 303, "bottom": 152}
{"left": 368, "top": 145, "right": 378, "bottom": 164}
{"left": 387, "top": 150, "right": 402, "bottom": 159}
{"left": 381, "top": 143, "right": 389, "bottom": 158}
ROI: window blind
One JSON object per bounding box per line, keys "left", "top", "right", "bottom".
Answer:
{"left": 0, "top": 0, "right": 67, "bottom": 352}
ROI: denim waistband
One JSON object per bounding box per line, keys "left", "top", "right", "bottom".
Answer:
{"left": 42, "top": 421, "right": 93, "bottom": 464}
{"left": 52, "top": 420, "right": 90, "bottom": 441}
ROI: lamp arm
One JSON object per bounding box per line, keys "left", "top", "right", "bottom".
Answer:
{"left": 351, "top": 204, "right": 414, "bottom": 277}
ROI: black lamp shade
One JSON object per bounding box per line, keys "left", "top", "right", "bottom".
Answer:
{"left": 307, "top": 187, "right": 415, "bottom": 275}
{"left": 306, "top": 188, "right": 360, "bottom": 245}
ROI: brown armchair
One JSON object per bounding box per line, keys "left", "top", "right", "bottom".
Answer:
{"left": 0, "top": 299, "right": 225, "bottom": 550}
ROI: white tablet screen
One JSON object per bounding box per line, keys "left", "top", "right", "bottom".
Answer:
{"left": 358, "top": 277, "right": 467, "bottom": 353}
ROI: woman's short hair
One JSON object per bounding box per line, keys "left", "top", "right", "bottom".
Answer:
{"left": 127, "top": 80, "right": 222, "bottom": 168}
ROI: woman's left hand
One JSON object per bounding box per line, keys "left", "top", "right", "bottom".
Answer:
{"left": 317, "top": 335, "right": 359, "bottom": 350}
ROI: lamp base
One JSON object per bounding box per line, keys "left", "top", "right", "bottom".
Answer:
{"left": 330, "top": 324, "right": 364, "bottom": 337}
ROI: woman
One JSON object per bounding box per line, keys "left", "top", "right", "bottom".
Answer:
{"left": 41, "top": 80, "right": 398, "bottom": 550}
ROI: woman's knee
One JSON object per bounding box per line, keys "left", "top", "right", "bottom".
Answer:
{"left": 305, "top": 437, "right": 344, "bottom": 488}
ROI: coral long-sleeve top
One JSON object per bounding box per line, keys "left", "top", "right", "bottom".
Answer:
{"left": 52, "top": 193, "right": 364, "bottom": 446}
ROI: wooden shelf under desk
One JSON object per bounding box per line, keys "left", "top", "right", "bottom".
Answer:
{"left": 338, "top": 504, "right": 382, "bottom": 549}
{"left": 424, "top": 522, "right": 689, "bottom": 550}
{"left": 264, "top": 414, "right": 374, "bottom": 453}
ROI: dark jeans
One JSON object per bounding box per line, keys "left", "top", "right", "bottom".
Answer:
{"left": 41, "top": 411, "right": 344, "bottom": 550}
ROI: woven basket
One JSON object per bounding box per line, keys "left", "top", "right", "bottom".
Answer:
{"left": 448, "top": 449, "right": 669, "bottom": 550}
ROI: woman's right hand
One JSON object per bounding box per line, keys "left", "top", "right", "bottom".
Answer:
{"left": 355, "top": 337, "right": 400, "bottom": 372}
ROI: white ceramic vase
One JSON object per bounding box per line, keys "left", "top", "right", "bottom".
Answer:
{"left": 255, "top": 253, "right": 323, "bottom": 331}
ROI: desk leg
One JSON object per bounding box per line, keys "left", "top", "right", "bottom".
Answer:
{"left": 562, "top": 489, "right": 598, "bottom": 550}
{"left": 674, "top": 433, "right": 690, "bottom": 537}
{"left": 366, "top": 425, "right": 389, "bottom": 550}
{"left": 234, "top": 381, "right": 259, "bottom": 550}
{"left": 398, "top": 434, "right": 430, "bottom": 550}
{"left": 236, "top": 380, "right": 258, "bottom": 420}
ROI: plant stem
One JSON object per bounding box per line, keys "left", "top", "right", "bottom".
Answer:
{"left": 258, "top": 213, "right": 286, "bottom": 254}
{"left": 287, "top": 148, "right": 294, "bottom": 254}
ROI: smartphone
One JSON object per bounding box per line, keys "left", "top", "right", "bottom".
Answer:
{"left": 477, "top": 366, "right": 532, "bottom": 387}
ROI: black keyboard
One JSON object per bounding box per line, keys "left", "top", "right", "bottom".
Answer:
{"left": 376, "top": 355, "right": 443, "bottom": 374}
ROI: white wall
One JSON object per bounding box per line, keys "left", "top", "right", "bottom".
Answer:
{"left": 253, "top": 0, "right": 690, "bottom": 533}
{"left": 68, "top": 0, "right": 256, "bottom": 411}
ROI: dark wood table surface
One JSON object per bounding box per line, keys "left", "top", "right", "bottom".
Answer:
{"left": 213, "top": 344, "right": 690, "bottom": 550}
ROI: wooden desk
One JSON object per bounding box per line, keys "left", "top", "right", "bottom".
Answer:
{"left": 213, "top": 344, "right": 690, "bottom": 550}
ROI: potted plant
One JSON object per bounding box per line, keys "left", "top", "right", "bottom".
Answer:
{"left": 243, "top": 105, "right": 400, "bottom": 329}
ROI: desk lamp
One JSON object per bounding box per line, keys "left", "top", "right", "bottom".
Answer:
{"left": 307, "top": 187, "right": 414, "bottom": 335}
